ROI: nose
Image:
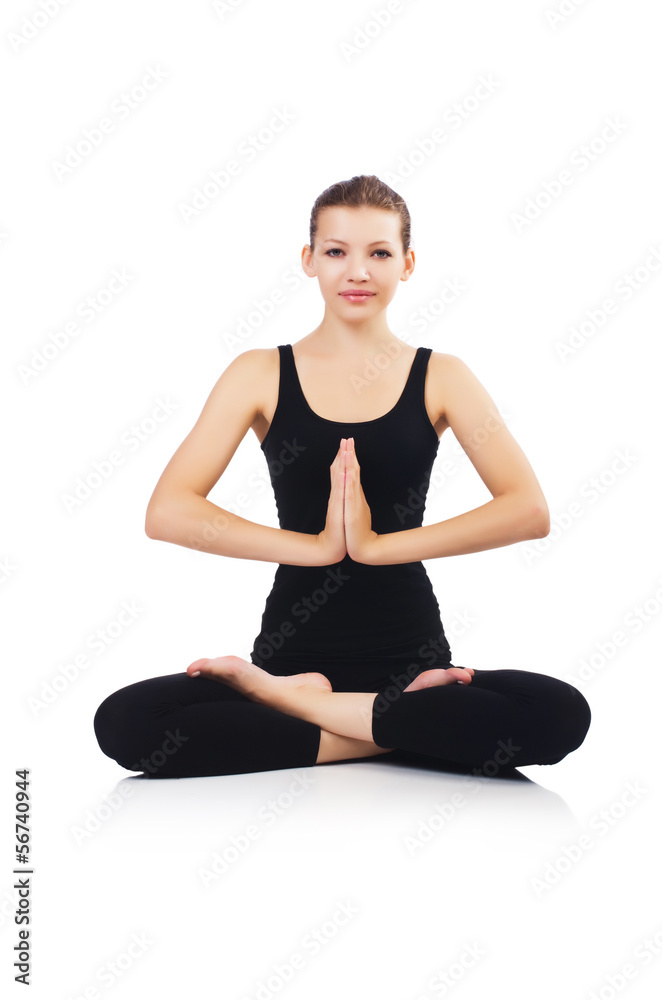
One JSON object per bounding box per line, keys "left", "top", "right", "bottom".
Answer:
{"left": 346, "top": 258, "right": 371, "bottom": 281}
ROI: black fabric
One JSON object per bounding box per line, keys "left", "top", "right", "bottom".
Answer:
{"left": 93, "top": 673, "right": 322, "bottom": 779}
{"left": 93, "top": 343, "right": 591, "bottom": 777}
{"left": 371, "top": 668, "right": 592, "bottom": 768}
{"left": 93, "top": 667, "right": 591, "bottom": 778}
{"left": 249, "top": 343, "right": 452, "bottom": 689}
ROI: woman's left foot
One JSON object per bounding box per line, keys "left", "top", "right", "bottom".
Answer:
{"left": 403, "top": 666, "right": 474, "bottom": 692}
{"left": 186, "top": 654, "right": 333, "bottom": 703}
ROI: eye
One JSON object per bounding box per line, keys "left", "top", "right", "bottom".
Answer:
{"left": 324, "top": 248, "right": 392, "bottom": 258}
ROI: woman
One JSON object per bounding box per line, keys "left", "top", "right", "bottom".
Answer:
{"left": 93, "top": 174, "right": 591, "bottom": 779}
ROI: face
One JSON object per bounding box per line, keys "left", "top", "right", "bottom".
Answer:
{"left": 301, "top": 205, "right": 415, "bottom": 315}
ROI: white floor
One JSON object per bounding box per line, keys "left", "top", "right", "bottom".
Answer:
{"left": 5, "top": 700, "right": 659, "bottom": 1000}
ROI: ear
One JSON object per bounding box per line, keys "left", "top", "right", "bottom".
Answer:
{"left": 301, "top": 245, "right": 316, "bottom": 276}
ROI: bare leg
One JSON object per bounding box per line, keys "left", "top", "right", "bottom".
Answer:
{"left": 185, "top": 656, "right": 474, "bottom": 745}
{"left": 316, "top": 729, "right": 396, "bottom": 764}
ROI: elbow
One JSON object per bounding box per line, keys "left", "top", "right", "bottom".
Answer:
{"left": 528, "top": 501, "right": 550, "bottom": 539}
{"left": 145, "top": 491, "right": 199, "bottom": 540}
{"left": 145, "top": 502, "right": 166, "bottom": 540}
{"left": 145, "top": 515, "right": 160, "bottom": 540}
{"left": 501, "top": 493, "right": 550, "bottom": 541}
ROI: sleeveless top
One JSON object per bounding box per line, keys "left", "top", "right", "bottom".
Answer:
{"left": 249, "top": 343, "right": 453, "bottom": 683}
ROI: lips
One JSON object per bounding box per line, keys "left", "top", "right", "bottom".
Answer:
{"left": 339, "top": 291, "right": 375, "bottom": 297}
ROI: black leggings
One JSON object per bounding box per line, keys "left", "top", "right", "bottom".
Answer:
{"left": 93, "top": 667, "right": 591, "bottom": 779}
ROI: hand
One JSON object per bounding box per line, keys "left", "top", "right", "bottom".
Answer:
{"left": 315, "top": 439, "right": 348, "bottom": 565}
{"left": 342, "top": 437, "right": 381, "bottom": 564}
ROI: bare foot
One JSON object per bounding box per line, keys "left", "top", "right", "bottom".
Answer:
{"left": 186, "top": 654, "right": 333, "bottom": 703}
{"left": 403, "top": 665, "right": 475, "bottom": 693}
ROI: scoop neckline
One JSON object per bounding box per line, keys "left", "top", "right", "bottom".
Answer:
{"left": 286, "top": 343, "right": 421, "bottom": 426}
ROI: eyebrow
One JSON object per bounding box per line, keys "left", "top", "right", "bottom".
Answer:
{"left": 320, "top": 239, "right": 395, "bottom": 247}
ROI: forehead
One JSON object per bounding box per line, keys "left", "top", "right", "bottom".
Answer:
{"left": 316, "top": 205, "right": 400, "bottom": 242}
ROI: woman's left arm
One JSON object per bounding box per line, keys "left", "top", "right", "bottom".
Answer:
{"left": 360, "top": 353, "right": 551, "bottom": 566}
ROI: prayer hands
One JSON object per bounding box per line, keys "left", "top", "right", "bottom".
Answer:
{"left": 316, "top": 437, "right": 381, "bottom": 565}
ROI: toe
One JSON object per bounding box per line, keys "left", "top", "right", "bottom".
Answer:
{"left": 448, "top": 666, "right": 473, "bottom": 683}
{"left": 186, "top": 658, "right": 209, "bottom": 676}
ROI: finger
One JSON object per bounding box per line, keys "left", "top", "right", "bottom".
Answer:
{"left": 342, "top": 462, "right": 354, "bottom": 515}
{"left": 331, "top": 441, "right": 345, "bottom": 480}
{"left": 343, "top": 453, "right": 354, "bottom": 494}
{"left": 332, "top": 447, "right": 347, "bottom": 502}
{"left": 330, "top": 457, "right": 344, "bottom": 501}
{"left": 340, "top": 443, "right": 349, "bottom": 484}
{"left": 335, "top": 439, "right": 347, "bottom": 478}
{"left": 332, "top": 438, "right": 346, "bottom": 460}
{"left": 347, "top": 444, "right": 359, "bottom": 474}
{"left": 339, "top": 440, "right": 348, "bottom": 488}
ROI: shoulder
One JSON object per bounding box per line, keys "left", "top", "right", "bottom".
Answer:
{"left": 426, "top": 350, "right": 473, "bottom": 389}
{"left": 425, "top": 351, "right": 496, "bottom": 425}
{"left": 202, "top": 348, "right": 279, "bottom": 408}
{"left": 218, "top": 348, "right": 280, "bottom": 417}
{"left": 228, "top": 346, "right": 279, "bottom": 371}
{"left": 222, "top": 347, "right": 280, "bottom": 386}
{"left": 427, "top": 350, "right": 466, "bottom": 371}
{"left": 427, "top": 351, "right": 482, "bottom": 386}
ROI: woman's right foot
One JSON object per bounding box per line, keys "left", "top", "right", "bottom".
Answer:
{"left": 186, "top": 654, "right": 333, "bottom": 701}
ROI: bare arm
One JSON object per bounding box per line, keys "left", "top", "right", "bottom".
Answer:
{"left": 370, "top": 354, "right": 551, "bottom": 565}
{"left": 144, "top": 350, "right": 340, "bottom": 566}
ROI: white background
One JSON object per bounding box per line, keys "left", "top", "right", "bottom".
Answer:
{"left": 2, "top": 1, "right": 661, "bottom": 997}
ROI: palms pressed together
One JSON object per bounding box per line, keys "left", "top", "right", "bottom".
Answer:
{"left": 185, "top": 438, "right": 474, "bottom": 744}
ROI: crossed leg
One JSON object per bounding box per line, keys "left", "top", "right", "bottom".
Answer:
{"left": 186, "top": 655, "right": 591, "bottom": 770}
{"left": 269, "top": 662, "right": 475, "bottom": 763}
{"left": 186, "top": 656, "right": 475, "bottom": 743}
{"left": 94, "top": 667, "right": 398, "bottom": 778}
{"left": 93, "top": 656, "right": 590, "bottom": 778}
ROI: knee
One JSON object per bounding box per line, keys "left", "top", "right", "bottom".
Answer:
{"left": 543, "top": 679, "right": 592, "bottom": 763}
{"left": 93, "top": 687, "right": 143, "bottom": 770}
{"left": 562, "top": 681, "right": 591, "bottom": 747}
{"left": 93, "top": 690, "right": 119, "bottom": 752}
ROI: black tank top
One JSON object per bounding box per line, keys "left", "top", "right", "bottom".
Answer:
{"left": 249, "top": 343, "right": 453, "bottom": 682}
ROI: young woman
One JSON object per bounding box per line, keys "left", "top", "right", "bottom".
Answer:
{"left": 93, "top": 174, "right": 591, "bottom": 779}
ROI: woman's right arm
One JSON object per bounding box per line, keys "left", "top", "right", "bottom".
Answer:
{"left": 144, "top": 350, "right": 343, "bottom": 567}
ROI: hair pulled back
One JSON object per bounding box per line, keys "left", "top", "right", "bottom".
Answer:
{"left": 309, "top": 174, "right": 411, "bottom": 257}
